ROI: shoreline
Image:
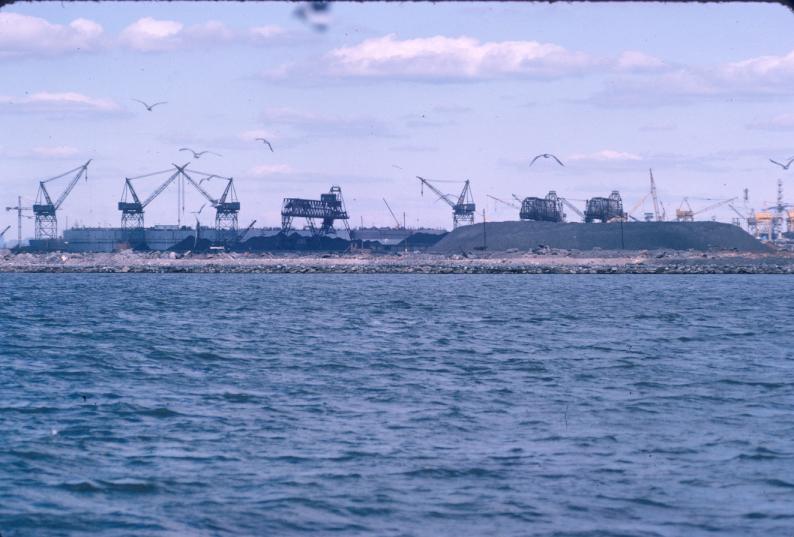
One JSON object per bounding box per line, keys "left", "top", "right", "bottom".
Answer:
{"left": 2, "top": 249, "right": 794, "bottom": 274}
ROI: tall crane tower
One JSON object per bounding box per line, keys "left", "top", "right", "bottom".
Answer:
{"left": 416, "top": 176, "right": 475, "bottom": 229}
{"left": 181, "top": 168, "right": 240, "bottom": 233}
{"left": 5, "top": 196, "right": 32, "bottom": 248}
{"left": 32, "top": 160, "right": 91, "bottom": 239}
{"left": 649, "top": 169, "right": 665, "bottom": 221}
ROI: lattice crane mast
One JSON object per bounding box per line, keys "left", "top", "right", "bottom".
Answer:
{"left": 488, "top": 194, "right": 520, "bottom": 211}
{"left": 32, "top": 160, "right": 91, "bottom": 239}
{"left": 416, "top": 176, "right": 475, "bottom": 228}
{"left": 649, "top": 169, "right": 665, "bottom": 221}
{"left": 560, "top": 197, "right": 585, "bottom": 222}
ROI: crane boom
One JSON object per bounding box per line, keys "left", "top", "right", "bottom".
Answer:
{"left": 693, "top": 197, "right": 738, "bottom": 216}
{"left": 417, "top": 176, "right": 455, "bottom": 209}
{"left": 383, "top": 198, "right": 402, "bottom": 228}
{"left": 649, "top": 169, "right": 663, "bottom": 221}
{"left": 239, "top": 219, "right": 257, "bottom": 241}
{"left": 180, "top": 166, "right": 220, "bottom": 206}
{"left": 141, "top": 169, "right": 181, "bottom": 208}
{"left": 561, "top": 198, "right": 585, "bottom": 220}
{"left": 0, "top": 225, "right": 10, "bottom": 239}
{"left": 487, "top": 194, "right": 520, "bottom": 210}
{"left": 628, "top": 192, "right": 650, "bottom": 218}
{"left": 53, "top": 160, "right": 90, "bottom": 209}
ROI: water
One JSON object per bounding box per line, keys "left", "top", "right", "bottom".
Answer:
{"left": 1, "top": 274, "right": 793, "bottom": 536}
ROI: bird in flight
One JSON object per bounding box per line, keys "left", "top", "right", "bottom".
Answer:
{"left": 179, "top": 148, "right": 222, "bottom": 159}
{"left": 191, "top": 203, "right": 207, "bottom": 215}
{"left": 256, "top": 138, "right": 274, "bottom": 152}
{"left": 132, "top": 99, "right": 167, "bottom": 112}
{"left": 198, "top": 175, "right": 218, "bottom": 185}
{"left": 769, "top": 157, "right": 794, "bottom": 170}
{"left": 530, "top": 153, "right": 565, "bottom": 167}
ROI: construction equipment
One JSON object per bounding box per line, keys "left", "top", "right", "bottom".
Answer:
{"left": 487, "top": 194, "right": 520, "bottom": 212}
{"left": 514, "top": 191, "right": 564, "bottom": 222}
{"left": 119, "top": 165, "right": 184, "bottom": 232}
{"left": 649, "top": 169, "right": 665, "bottom": 221}
{"left": 0, "top": 225, "right": 10, "bottom": 241}
{"left": 584, "top": 191, "right": 624, "bottom": 223}
{"left": 383, "top": 198, "right": 402, "bottom": 228}
{"left": 281, "top": 186, "right": 351, "bottom": 237}
{"left": 32, "top": 160, "right": 91, "bottom": 239}
{"left": 626, "top": 192, "right": 651, "bottom": 221}
{"left": 416, "top": 176, "right": 475, "bottom": 229}
{"left": 181, "top": 167, "right": 240, "bottom": 233}
{"left": 238, "top": 219, "right": 257, "bottom": 242}
{"left": 561, "top": 197, "right": 585, "bottom": 222}
{"left": 5, "top": 196, "right": 32, "bottom": 247}
{"left": 675, "top": 197, "right": 737, "bottom": 222}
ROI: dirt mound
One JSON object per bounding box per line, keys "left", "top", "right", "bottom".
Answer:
{"left": 431, "top": 221, "right": 769, "bottom": 253}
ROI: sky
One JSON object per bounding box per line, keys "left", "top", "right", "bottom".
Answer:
{"left": 1, "top": 1, "right": 794, "bottom": 240}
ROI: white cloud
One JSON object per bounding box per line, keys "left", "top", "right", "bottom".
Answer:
{"left": 0, "top": 12, "right": 104, "bottom": 59}
{"left": 248, "top": 25, "right": 286, "bottom": 42}
{"left": 31, "top": 146, "right": 80, "bottom": 158}
{"left": 326, "top": 34, "right": 600, "bottom": 80}
{"left": 616, "top": 51, "right": 668, "bottom": 72}
{"left": 747, "top": 113, "right": 794, "bottom": 131}
{"left": 249, "top": 163, "right": 294, "bottom": 176}
{"left": 119, "top": 17, "right": 184, "bottom": 52}
{"left": 569, "top": 150, "right": 642, "bottom": 162}
{"left": 119, "top": 17, "right": 286, "bottom": 52}
{"left": 0, "top": 92, "right": 121, "bottom": 114}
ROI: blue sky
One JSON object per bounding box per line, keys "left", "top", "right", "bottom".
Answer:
{"left": 1, "top": 1, "right": 793, "bottom": 236}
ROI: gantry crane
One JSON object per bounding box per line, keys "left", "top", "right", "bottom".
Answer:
{"left": 417, "top": 176, "right": 475, "bottom": 228}
{"left": 32, "top": 160, "right": 91, "bottom": 239}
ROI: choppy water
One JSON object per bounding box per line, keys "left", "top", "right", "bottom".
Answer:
{"left": 1, "top": 274, "right": 793, "bottom": 536}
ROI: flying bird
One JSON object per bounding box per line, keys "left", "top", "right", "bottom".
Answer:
{"left": 132, "top": 99, "right": 167, "bottom": 112}
{"left": 199, "top": 175, "right": 218, "bottom": 185}
{"left": 530, "top": 153, "right": 565, "bottom": 167}
{"left": 769, "top": 157, "right": 794, "bottom": 170}
{"left": 391, "top": 164, "right": 403, "bottom": 170}
{"left": 191, "top": 203, "right": 207, "bottom": 215}
{"left": 179, "top": 148, "right": 222, "bottom": 159}
{"left": 256, "top": 138, "right": 274, "bottom": 152}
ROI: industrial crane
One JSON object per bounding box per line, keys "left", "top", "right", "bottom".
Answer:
{"left": 626, "top": 192, "right": 651, "bottom": 221}
{"left": 32, "top": 160, "right": 91, "bottom": 240}
{"left": 0, "top": 225, "right": 10, "bottom": 241}
{"left": 676, "top": 197, "right": 738, "bottom": 222}
{"left": 238, "top": 219, "right": 257, "bottom": 242}
{"left": 181, "top": 167, "right": 240, "bottom": 232}
{"left": 5, "top": 196, "right": 32, "bottom": 248}
{"left": 119, "top": 165, "right": 185, "bottom": 230}
{"left": 561, "top": 197, "right": 585, "bottom": 222}
{"left": 383, "top": 198, "right": 402, "bottom": 228}
{"left": 417, "top": 176, "right": 475, "bottom": 229}
{"left": 649, "top": 169, "right": 665, "bottom": 221}
{"left": 488, "top": 194, "right": 520, "bottom": 211}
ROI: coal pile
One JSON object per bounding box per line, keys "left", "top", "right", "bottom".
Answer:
{"left": 431, "top": 221, "right": 769, "bottom": 253}
{"left": 238, "top": 232, "right": 349, "bottom": 252}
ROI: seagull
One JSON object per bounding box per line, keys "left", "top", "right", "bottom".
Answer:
{"left": 391, "top": 164, "right": 403, "bottom": 170}
{"left": 769, "top": 157, "right": 794, "bottom": 170}
{"left": 191, "top": 204, "right": 207, "bottom": 215}
{"left": 132, "top": 99, "right": 167, "bottom": 112}
{"left": 179, "top": 148, "right": 222, "bottom": 159}
{"left": 256, "top": 138, "right": 274, "bottom": 152}
{"left": 199, "top": 175, "right": 218, "bottom": 185}
{"left": 530, "top": 153, "right": 565, "bottom": 167}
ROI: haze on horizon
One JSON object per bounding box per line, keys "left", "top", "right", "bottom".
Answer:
{"left": 1, "top": 1, "right": 793, "bottom": 239}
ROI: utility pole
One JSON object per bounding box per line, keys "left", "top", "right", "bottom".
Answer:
{"left": 5, "top": 196, "right": 32, "bottom": 248}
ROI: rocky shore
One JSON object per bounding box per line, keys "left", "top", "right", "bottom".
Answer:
{"left": 2, "top": 248, "right": 794, "bottom": 274}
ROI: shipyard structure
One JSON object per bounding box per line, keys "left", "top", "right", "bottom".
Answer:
{"left": 3, "top": 161, "right": 781, "bottom": 253}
